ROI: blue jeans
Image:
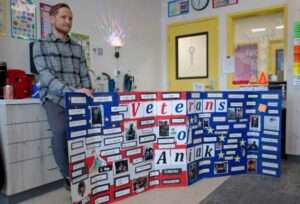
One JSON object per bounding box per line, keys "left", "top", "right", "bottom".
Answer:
{"left": 43, "top": 100, "right": 68, "bottom": 178}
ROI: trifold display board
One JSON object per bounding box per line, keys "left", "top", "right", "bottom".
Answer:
{"left": 65, "top": 91, "right": 282, "bottom": 204}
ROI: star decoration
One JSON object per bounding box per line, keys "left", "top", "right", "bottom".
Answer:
{"left": 240, "top": 139, "right": 245, "bottom": 146}
{"left": 234, "top": 156, "right": 241, "bottom": 163}
{"left": 207, "top": 127, "right": 214, "bottom": 134}
{"left": 218, "top": 151, "right": 224, "bottom": 159}
{"left": 219, "top": 134, "right": 225, "bottom": 142}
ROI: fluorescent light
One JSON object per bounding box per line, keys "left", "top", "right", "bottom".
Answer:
{"left": 251, "top": 27, "right": 266, "bottom": 33}
{"left": 276, "top": 25, "right": 284, "bottom": 29}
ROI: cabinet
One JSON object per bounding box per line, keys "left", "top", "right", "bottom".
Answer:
{"left": 0, "top": 99, "right": 62, "bottom": 196}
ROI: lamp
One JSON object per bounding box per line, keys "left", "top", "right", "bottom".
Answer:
{"left": 110, "top": 35, "right": 123, "bottom": 59}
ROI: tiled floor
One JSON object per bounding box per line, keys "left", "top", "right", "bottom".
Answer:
{"left": 18, "top": 176, "right": 229, "bottom": 204}
{"left": 200, "top": 159, "right": 300, "bottom": 204}
{"left": 17, "top": 159, "right": 300, "bottom": 204}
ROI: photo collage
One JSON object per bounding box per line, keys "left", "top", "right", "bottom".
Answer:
{"left": 65, "top": 91, "right": 282, "bottom": 204}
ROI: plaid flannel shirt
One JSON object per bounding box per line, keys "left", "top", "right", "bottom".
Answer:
{"left": 33, "top": 33, "right": 92, "bottom": 107}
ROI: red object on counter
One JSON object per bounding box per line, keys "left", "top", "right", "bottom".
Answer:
{"left": 6, "top": 69, "right": 34, "bottom": 99}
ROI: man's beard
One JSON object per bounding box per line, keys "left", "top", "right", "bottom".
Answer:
{"left": 54, "top": 24, "right": 71, "bottom": 35}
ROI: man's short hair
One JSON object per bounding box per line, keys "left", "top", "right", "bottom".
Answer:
{"left": 49, "top": 3, "right": 71, "bottom": 16}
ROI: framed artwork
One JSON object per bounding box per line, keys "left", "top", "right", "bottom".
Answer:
{"left": 168, "top": 0, "right": 189, "bottom": 17}
{"left": 212, "top": 0, "right": 239, "bottom": 8}
{"left": 176, "top": 32, "right": 208, "bottom": 79}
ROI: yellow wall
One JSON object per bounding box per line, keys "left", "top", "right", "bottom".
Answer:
{"left": 167, "top": 17, "right": 219, "bottom": 91}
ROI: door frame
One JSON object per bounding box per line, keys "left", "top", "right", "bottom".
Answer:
{"left": 226, "top": 4, "right": 288, "bottom": 89}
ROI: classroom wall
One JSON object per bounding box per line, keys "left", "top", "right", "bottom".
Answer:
{"left": 161, "top": 0, "right": 300, "bottom": 156}
{"left": 286, "top": 0, "right": 300, "bottom": 156}
{"left": 0, "top": 0, "right": 162, "bottom": 91}
{"left": 1, "top": 0, "right": 299, "bottom": 156}
{"left": 160, "top": 0, "right": 286, "bottom": 90}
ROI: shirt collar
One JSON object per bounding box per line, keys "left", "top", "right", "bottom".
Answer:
{"left": 47, "top": 32, "right": 71, "bottom": 43}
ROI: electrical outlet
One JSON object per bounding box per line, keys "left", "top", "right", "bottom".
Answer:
{"left": 92, "top": 48, "right": 103, "bottom": 56}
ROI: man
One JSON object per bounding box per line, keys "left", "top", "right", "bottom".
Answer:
{"left": 33, "top": 3, "right": 93, "bottom": 189}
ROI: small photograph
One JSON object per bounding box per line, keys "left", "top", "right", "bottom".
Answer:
{"left": 90, "top": 105, "right": 104, "bottom": 127}
{"left": 114, "top": 160, "right": 129, "bottom": 175}
{"left": 249, "top": 115, "right": 261, "bottom": 131}
{"left": 71, "top": 179, "right": 90, "bottom": 203}
{"left": 227, "top": 108, "right": 236, "bottom": 120}
{"left": 125, "top": 122, "right": 137, "bottom": 141}
{"left": 198, "top": 118, "right": 203, "bottom": 129}
{"left": 144, "top": 147, "right": 154, "bottom": 161}
{"left": 247, "top": 159, "right": 257, "bottom": 173}
{"left": 78, "top": 181, "right": 87, "bottom": 198}
{"left": 170, "top": 127, "right": 177, "bottom": 137}
{"left": 189, "top": 162, "right": 197, "bottom": 181}
{"left": 214, "top": 161, "right": 228, "bottom": 175}
{"left": 264, "top": 116, "right": 280, "bottom": 131}
{"left": 203, "top": 118, "right": 209, "bottom": 128}
{"left": 159, "top": 120, "right": 169, "bottom": 136}
{"left": 235, "top": 107, "right": 243, "bottom": 119}
{"left": 247, "top": 138, "right": 259, "bottom": 151}
{"left": 133, "top": 177, "right": 148, "bottom": 192}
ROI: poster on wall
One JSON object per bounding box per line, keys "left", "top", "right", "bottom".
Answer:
{"left": 212, "top": 0, "right": 239, "bottom": 8}
{"left": 168, "top": 0, "right": 189, "bottom": 17}
{"left": 40, "top": 2, "right": 51, "bottom": 39}
{"left": 233, "top": 44, "right": 258, "bottom": 84}
{"left": 293, "top": 22, "right": 300, "bottom": 77}
{"left": 0, "top": 0, "right": 7, "bottom": 36}
{"left": 10, "top": 0, "right": 37, "bottom": 40}
{"left": 70, "top": 32, "right": 91, "bottom": 68}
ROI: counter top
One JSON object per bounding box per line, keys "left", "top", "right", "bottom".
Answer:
{"left": 0, "top": 98, "right": 41, "bottom": 105}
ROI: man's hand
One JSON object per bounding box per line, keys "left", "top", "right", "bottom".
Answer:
{"left": 76, "top": 88, "right": 94, "bottom": 98}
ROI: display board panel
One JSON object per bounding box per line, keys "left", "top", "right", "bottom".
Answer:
{"left": 65, "top": 91, "right": 282, "bottom": 204}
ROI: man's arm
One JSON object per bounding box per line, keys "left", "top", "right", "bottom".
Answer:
{"left": 79, "top": 46, "right": 92, "bottom": 89}
{"left": 33, "top": 41, "right": 75, "bottom": 97}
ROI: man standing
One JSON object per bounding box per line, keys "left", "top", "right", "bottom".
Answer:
{"left": 33, "top": 3, "right": 93, "bottom": 189}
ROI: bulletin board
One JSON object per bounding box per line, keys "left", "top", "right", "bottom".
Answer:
{"left": 65, "top": 91, "right": 282, "bottom": 204}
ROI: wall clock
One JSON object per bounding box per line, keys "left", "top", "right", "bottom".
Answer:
{"left": 191, "top": 0, "right": 209, "bottom": 11}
